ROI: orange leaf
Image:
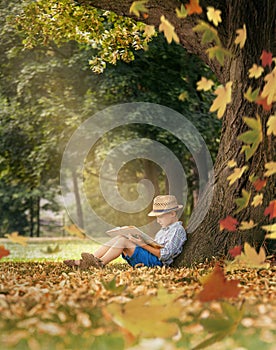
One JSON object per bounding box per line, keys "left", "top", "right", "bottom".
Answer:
{"left": 197, "top": 264, "right": 241, "bottom": 302}
{"left": 253, "top": 178, "right": 267, "bottom": 191}
{"left": 256, "top": 96, "right": 272, "bottom": 111}
{"left": 260, "top": 50, "right": 273, "bottom": 67}
{"left": 219, "top": 216, "right": 239, "bottom": 232}
{"left": 229, "top": 245, "right": 242, "bottom": 258}
{"left": 0, "top": 245, "right": 10, "bottom": 259}
{"left": 186, "top": 0, "right": 202, "bottom": 15}
{"left": 264, "top": 200, "right": 276, "bottom": 220}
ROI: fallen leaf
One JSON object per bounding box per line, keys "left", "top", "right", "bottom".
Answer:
{"left": 206, "top": 7, "right": 222, "bottom": 26}
{"left": 227, "top": 166, "right": 248, "bottom": 185}
{"left": 264, "top": 161, "right": 276, "bottom": 177}
{"left": 196, "top": 76, "right": 214, "bottom": 91}
{"left": 248, "top": 64, "right": 264, "bottom": 79}
{"left": 210, "top": 81, "right": 233, "bottom": 118}
{"left": 0, "top": 245, "right": 10, "bottom": 259}
{"left": 267, "top": 114, "right": 276, "bottom": 136}
{"left": 231, "top": 242, "right": 270, "bottom": 269}
{"left": 197, "top": 264, "right": 241, "bottom": 302}
{"left": 264, "top": 200, "right": 276, "bottom": 220}
{"left": 159, "top": 15, "right": 179, "bottom": 44}
{"left": 234, "top": 24, "right": 247, "bottom": 48}
{"left": 4, "top": 232, "right": 28, "bottom": 246}
{"left": 260, "top": 50, "right": 273, "bottom": 67}
{"left": 219, "top": 216, "right": 239, "bottom": 232}
{"left": 186, "top": 0, "right": 202, "bottom": 15}
{"left": 251, "top": 193, "right": 263, "bottom": 207}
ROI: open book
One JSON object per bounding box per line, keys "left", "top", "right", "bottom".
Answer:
{"left": 106, "top": 226, "right": 164, "bottom": 249}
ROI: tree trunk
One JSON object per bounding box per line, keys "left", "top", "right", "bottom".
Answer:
{"left": 83, "top": 0, "right": 276, "bottom": 264}
{"left": 36, "top": 196, "right": 40, "bottom": 237}
{"left": 72, "top": 169, "right": 84, "bottom": 229}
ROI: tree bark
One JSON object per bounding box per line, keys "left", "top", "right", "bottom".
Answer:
{"left": 81, "top": 0, "right": 276, "bottom": 264}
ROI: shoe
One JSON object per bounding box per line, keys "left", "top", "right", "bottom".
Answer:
{"left": 81, "top": 252, "right": 104, "bottom": 269}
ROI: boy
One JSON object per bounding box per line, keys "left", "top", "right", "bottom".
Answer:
{"left": 64, "top": 195, "right": 187, "bottom": 269}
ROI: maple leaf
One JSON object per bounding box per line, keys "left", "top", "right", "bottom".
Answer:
{"left": 233, "top": 242, "right": 270, "bottom": 269}
{"left": 63, "top": 224, "right": 86, "bottom": 238}
{"left": 196, "top": 76, "right": 214, "bottom": 91}
{"left": 244, "top": 86, "right": 260, "bottom": 102}
{"left": 4, "top": 232, "right": 28, "bottom": 246}
{"left": 178, "top": 91, "right": 188, "bottom": 101}
{"left": 256, "top": 96, "right": 272, "bottom": 111}
{"left": 251, "top": 193, "right": 263, "bottom": 208}
{"left": 234, "top": 24, "right": 247, "bottom": 48}
{"left": 206, "top": 46, "right": 231, "bottom": 66}
{"left": 234, "top": 189, "right": 251, "bottom": 213}
{"left": 227, "top": 166, "right": 248, "bottom": 186}
{"left": 267, "top": 114, "right": 276, "bottom": 136}
{"left": 175, "top": 4, "right": 188, "bottom": 18}
{"left": 206, "top": 7, "right": 222, "bottom": 26}
{"left": 197, "top": 264, "right": 241, "bottom": 302}
{"left": 261, "top": 67, "right": 276, "bottom": 104}
{"left": 248, "top": 64, "right": 264, "bottom": 79}
{"left": 193, "top": 21, "right": 220, "bottom": 45}
{"left": 186, "top": 0, "right": 202, "bottom": 15}
{"left": 229, "top": 246, "right": 242, "bottom": 257}
{"left": 264, "top": 200, "right": 276, "bottom": 220}
{"left": 239, "top": 220, "right": 256, "bottom": 230}
{"left": 210, "top": 81, "right": 232, "bottom": 118}
{"left": 0, "top": 245, "right": 10, "bottom": 259}
{"left": 129, "top": 0, "right": 148, "bottom": 18}
{"left": 264, "top": 161, "right": 276, "bottom": 177}
{"left": 262, "top": 223, "right": 276, "bottom": 239}
{"left": 143, "top": 25, "right": 155, "bottom": 39}
{"left": 227, "top": 159, "right": 237, "bottom": 168}
{"left": 159, "top": 15, "right": 179, "bottom": 44}
{"left": 219, "top": 215, "right": 239, "bottom": 232}
{"left": 237, "top": 115, "right": 263, "bottom": 161}
{"left": 252, "top": 178, "right": 267, "bottom": 191}
{"left": 260, "top": 50, "right": 273, "bottom": 67}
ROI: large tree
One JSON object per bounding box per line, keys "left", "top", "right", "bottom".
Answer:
{"left": 16, "top": 0, "right": 276, "bottom": 264}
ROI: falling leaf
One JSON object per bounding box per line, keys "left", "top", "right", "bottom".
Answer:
{"left": 193, "top": 21, "right": 220, "bottom": 45}
{"left": 4, "top": 232, "right": 28, "bottom": 246}
{"left": 41, "top": 244, "right": 62, "bottom": 254}
{"left": 186, "top": 0, "right": 202, "bottom": 15}
{"left": 251, "top": 193, "right": 263, "bottom": 207}
{"left": 206, "top": 46, "right": 231, "bottom": 66}
{"left": 264, "top": 200, "right": 276, "bottom": 220}
{"left": 178, "top": 91, "right": 188, "bottom": 101}
{"left": 229, "top": 246, "right": 242, "bottom": 257}
{"left": 260, "top": 50, "right": 273, "bottom": 67}
{"left": 206, "top": 7, "right": 222, "bottom": 26}
{"left": 256, "top": 96, "right": 272, "bottom": 111}
{"left": 248, "top": 64, "right": 264, "bottom": 79}
{"left": 261, "top": 67, "right": 276, "bottom": 104}
{"left": 227, "top": 166, "right": 248, "bottom": 185}
{"left": 159, "top": 15, "right": 179, "bottom": 44}
{"left": 227, "top": 159, "right": 237, "bottom": 168}
{"left": 234, "top": 189, "right": 251, "bottom": 213}
{"left": 262, "top": 223, "right": 276, "bottom": 239}
{"left": 264, "top": 161, "right": 276, "bottom": 177}
{"left": 267, "top": 114, "right": 276, "bottom": 136}
{"left": 197, "top": 264, "right": 241, "bottom": 302}
{"left": 235, "top": 24, "right": 247, "bottom": 48}
{"left": 239, "top": 220, "right": 256, "bottom": 230}
{"left": 63, "top": 224, "right": 86, "bottom": 238}
{"left": 210, "top": 81, "right": 232, "bottom": 118}
{"left": 176, "top": 4, "right": 188, "bottom": 18}
{"left": 129, "top": 0, "right": 148, "bottom": 17}
{"left": 244, "top": 86, "right": 260, "bottom": 102}
{"left": 143, "top": 25, "right": 155, "bottom": 38}
{"left": 196, "top": 76, "right": 214, "bottom": 91}
{"left": 231, "top": 242, "right": 270, "bottom": 269}
{"left": 237, "top": 115, "right": 262, "bottom": 161}
{"left": 0, "top": 245, "right": 10, "bottom": 259}
{"left": 219, "top": 216, "right": 239, "bottom": 232}
{"left": 252, "top": 178, "right": 267, "bottom": 191}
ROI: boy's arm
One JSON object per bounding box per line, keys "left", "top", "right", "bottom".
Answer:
{"left": 128, "top": 236, "right": 161, "bottom": 258}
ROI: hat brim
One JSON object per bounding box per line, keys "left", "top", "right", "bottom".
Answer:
{"left": 148, "top": 205, "right": 183, "bottom": 217}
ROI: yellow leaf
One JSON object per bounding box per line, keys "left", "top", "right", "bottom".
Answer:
{"left": 129, "top": 0, "right": 148, "bottom": 17}
{"left": 251, "top": 193, "right": 263, "bottom": 207}
{"left": 264, "top": 161, "right": 276, "bottom": 177}
{"left": 234, "top": 189, "right": 251, "bottom": 214}
{"left": 262, "top": 223, "right": 276, "bottom": 239}
{"left": 206, "top": 7, "right": 222, "bottom": 26}
{"left": 267, "top": 114, "right": 276, "bottom": 136}
{"left": 159, "top": 15, "right": 179, "bottom": 44}
{"left": 63, "top": 224, "right": 86, "bottom": 238}
{"left": 178, "top": 91, "right": 188, "bottom": 101}
{"left": 176, "top": 4, "right": 188, "bottom": 18}
{"left": 227, "top": 166, "right": 248, "bottom": 185}
{"left": 261, "top": 67, "right": 276, "bottom": 104}
{"left": 248, "top": 64, "right": 264, "bottom": 79}
{"left": 196, "top": 76, "right": 214, "bottom": 91}
{"left": 230, "top": 242, "right": 269, "bottom": 269}
{"left": 210, "top": 81, "right": 232, "bottom": 118}
{"left": 227, "top": 159, "right": 237, "bottom": 168}
{"left": 4, "top": 232, "right": 28, "bottom": 246}
{"left": 143, "top": 25, "right": 155, "bottom": 38}
{"left": 234, "top": 24, "right": 247, "bottom": 48}
{"left": 239, "top": 220, "right": 256, "bottom": 230}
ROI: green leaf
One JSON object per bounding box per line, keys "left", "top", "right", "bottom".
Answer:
{"left": 193, "top": 21, "right": 220, "bottom": 45}
{"left": 192, "top": 332, "right": 229, "bottom": 350}
{"left": 206, "top": 46, "right": 231, "bottom": 66}
{"left": 101, "top": 277, "right": 127, "bottom": 294}
{"left": 129, "top": 1, "right": 149, "bottom": 17}
{"left": 244, "top": 86, "right": 260, "bottom": 102}
{"left": 234, "top": 189, "right": 251, "bottom": 213}
{"left": 200, "top": 317, "right": 233, "bottom": 332}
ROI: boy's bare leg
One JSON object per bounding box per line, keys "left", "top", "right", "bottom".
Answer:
{"left": 98, "top": 236, "right": 136, "bottom": 265}
{"left": 93, "top": 236, "right": 121, "bottom": 258}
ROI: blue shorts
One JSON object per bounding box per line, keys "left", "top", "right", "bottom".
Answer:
{"left": 122, "top": 246, "right": 163, "bottom": 267}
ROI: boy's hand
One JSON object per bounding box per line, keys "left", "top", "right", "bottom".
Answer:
{"left": 128, "top": 235, "right": 145, "bottom": 246}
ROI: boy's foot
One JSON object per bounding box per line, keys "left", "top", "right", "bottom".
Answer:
{"left": 63, "top": 259, "right": 80, "bottom": 267}
{"left": 81, "top": 252, "right": 104, "bottom": 269}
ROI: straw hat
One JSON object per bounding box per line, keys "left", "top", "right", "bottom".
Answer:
{"left": 148, "top": 195, "right": 183, "bottom": 217}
